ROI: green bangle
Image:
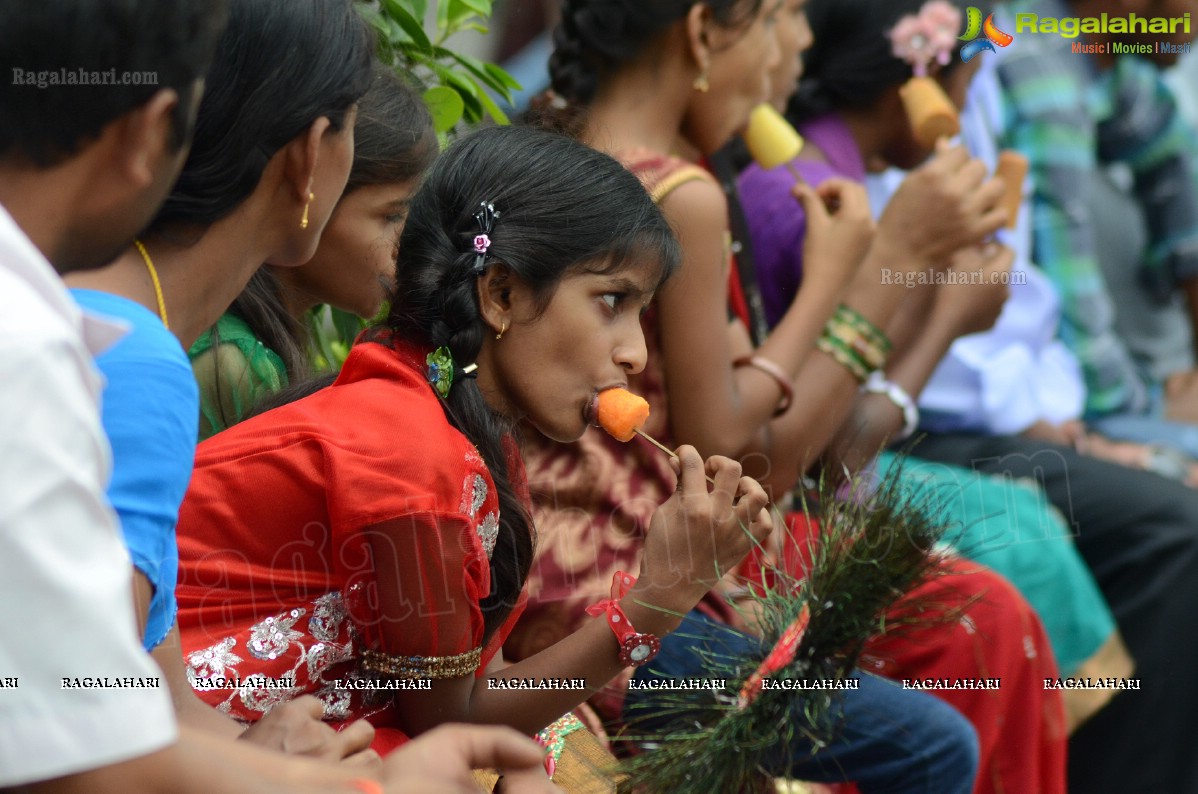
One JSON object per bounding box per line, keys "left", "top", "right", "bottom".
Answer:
{"left": 834, "top": 305, "right": 892, "bottom": 356}
{"left": 824, "top": 316, "right": 887, "bottom": 372}
{"left": 817, "top": 331, "right": 870, "bottom": 382}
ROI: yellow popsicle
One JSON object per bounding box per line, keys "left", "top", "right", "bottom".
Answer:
{"left": 744, "top": 104, "right": 805, "bottom": 170}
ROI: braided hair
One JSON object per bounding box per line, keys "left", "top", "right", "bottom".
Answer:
{"left": 547, "top": 0, "right": 763, "bottom": 111}
{"left": 380, "top": 125, "right": 681, "bottom": 637}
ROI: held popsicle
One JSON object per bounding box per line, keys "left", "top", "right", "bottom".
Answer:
{"left": 743, "top": 104, "right": 805, "bottom": 171}
{"left": 899, "top": 76, "right": 960, "bottom": 149}
{"left": 596, "top": 388, "right": 715, "bottom": 484}
{"left": 994, "top": 150, "right": 1028, "bottom": 230}
{"left": 596, "top": 387, "right": 650, "bottom": 442}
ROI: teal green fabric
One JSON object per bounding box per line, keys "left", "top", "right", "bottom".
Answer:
{"left": 189, "top": 313, "right": 288, "bottom": 440}
{"left": 878, "top": 451, "right": 1115, "bottom": 675}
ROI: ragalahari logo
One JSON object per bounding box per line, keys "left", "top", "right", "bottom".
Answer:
{"left": 959, "top": 7, "right": 1014, "bottom": 61}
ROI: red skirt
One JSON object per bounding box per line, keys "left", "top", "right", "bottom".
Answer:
{"left": 742, "top": 514, "right": 1068, "bottom": 794}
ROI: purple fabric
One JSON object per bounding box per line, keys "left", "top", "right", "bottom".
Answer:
{"left": 738, "top": 114, "right": 867, "bottom": 327}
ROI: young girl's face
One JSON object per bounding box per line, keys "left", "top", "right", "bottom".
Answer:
{"left": 484, "top": 259, "right": 660, "bottom": 442}
{"left": 768, "top": 0, "right": 813, "bottom": 111}
{"left": 683, "top": 0, "right": 783, "bottom": 153}
{"left": 289, "top": 178, "right": 420, "bottom": 318}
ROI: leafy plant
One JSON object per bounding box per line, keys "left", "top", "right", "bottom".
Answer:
{"left": 307, "top": 2, "right": 519, "bottom": 372}
{"left": 358, "top": 0, "right": 522, "bottom": 135}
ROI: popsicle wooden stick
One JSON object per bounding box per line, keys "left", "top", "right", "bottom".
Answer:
{"left": 635, "top": 429, "right": 718, "bottom": 486}
{"left": 597, "top": 388, "right": 719, "bottom": 485}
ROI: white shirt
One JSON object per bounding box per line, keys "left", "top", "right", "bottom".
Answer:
{"left": 0, "top": 203, "right": 177, "bottom": 785}
{"left": 865, "top": 55, "right": 1086, "bottom": 435}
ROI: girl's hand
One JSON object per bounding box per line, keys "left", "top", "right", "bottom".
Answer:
{"left": 796, "top": 178, "right": 875, "bottom": 295}
{"left": 878, "top": 143, "right": 1007, "bottom": 270}
{"left": 381, "top": 724, "right": 563, "bottom": 794}
{"left": 239, "top": 695, "right": 376, "bottom": 763}
{"left": 931, "top": 241, "right": 1014, "bottom": 337}
{"left": 635, "top": 446, "right": 773, "bottom": 615}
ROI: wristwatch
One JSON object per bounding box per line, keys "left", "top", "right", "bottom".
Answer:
{"left": 586, "top": 571, "right": 661, "bottom": 667}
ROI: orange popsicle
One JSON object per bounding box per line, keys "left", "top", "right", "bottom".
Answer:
{"left": 899, "top": 76, "right": 960, "bottom": 149}
{"left": 744, "top": 104, "right": 805, "bottom": 170}
{"left": 995, "top": 150, "right": 1028, "bottom": 230}
{"left": 597, "top": 388, "right": 717, "bottom": 484}
{"left": 597, "top": 388, "right": 650, "bottom": 442}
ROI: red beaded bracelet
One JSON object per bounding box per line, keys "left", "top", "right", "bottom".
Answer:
{"left": 733, "top": 355, "right": 794, "bottom": 417}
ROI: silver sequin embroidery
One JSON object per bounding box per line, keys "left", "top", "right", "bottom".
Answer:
{"left": 187, "top": 637, "right": 243, "bottom": 680}
{"left": 248, "top": 608, "right": 306, "bottom": 660}
{"left": 478, "top": 511, "right": 499, "bottom": 558}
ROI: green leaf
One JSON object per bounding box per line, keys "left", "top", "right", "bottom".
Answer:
{"left": 446, "top": 0, "right": 482, "bottom": 28}
{"left": 381, "top": 0, "right": 432, "bottom": 53}
{"left": 483, "top": 62, "right": 523, "bottom": 91}
{"left": 456, "top": 0, "right": 492, "bottom": 17}
{"left": 475, "top": 86, "right": 509, "bottom": 125}
{"left": 432, "top": 64, "right": 478, "bottom": 97}
{"left": 407, "top": 0, "right": 428, "bottom": 22}
{"left": 422, "top": 85, "right": 464, "bottom": 133}
{"left": 444, "top": 50, "right": 512, "bottom": 101}
{"left": 457, "top": 89, "right": 483, "bottom": 122}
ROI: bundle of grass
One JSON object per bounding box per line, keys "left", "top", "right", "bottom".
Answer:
{"left": 614, "top": 462, "right": 956, "bottom": 793}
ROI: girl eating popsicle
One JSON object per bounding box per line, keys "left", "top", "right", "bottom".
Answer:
{"left": 172, "top": 124, "right": 773, "bottom": 756}
{"left": 510, "top": 0, "right": 1063, "bottom": 791}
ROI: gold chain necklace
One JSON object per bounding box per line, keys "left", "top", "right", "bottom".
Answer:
{"left": 132, "top": 239, "right": 169, "bottom": 329}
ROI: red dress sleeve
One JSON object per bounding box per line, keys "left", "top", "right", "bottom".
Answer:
{"left": 345, "top": 511, "right": 492, "bottom": 679}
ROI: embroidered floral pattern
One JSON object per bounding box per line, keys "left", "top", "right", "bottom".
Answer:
{"left": 240, "top": 679, "right": 292, "bottom": 713}
{"left": 461, "top": 473, "right": 487, "bottom": 518}
{"left": 187, "top": 637, "right": 242, "bottom": 680}
{"left": 188, "top": 591, "right": 373, "bottom": 722}
{"left": 309, "top": 592, "right": 348, "bottom": 642}
{"left": 307, "top": 641, "right": 353, "bottom": 681}
{"left": 248, "top": 608, "right": 306, "bottom": 660}
{"left": 478, "top": 511, "right": 499, "bottom": 558}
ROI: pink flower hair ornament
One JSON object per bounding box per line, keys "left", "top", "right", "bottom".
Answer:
{"left": 889, "top": 1, "right": 963, "bottom": 78}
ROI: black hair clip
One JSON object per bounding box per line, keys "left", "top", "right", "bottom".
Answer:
{"left": 472, "top": 201, "right": 500, "bottom": 274}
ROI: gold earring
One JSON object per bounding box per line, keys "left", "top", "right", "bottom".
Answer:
{"left": 495, "top": 321, "right": 507, "bottom": 341}
{"left": 300, "top": 192, "right": 315, "bottom": 229}
{"left": 693, "top": 66, "right": 710, "bottom": 93}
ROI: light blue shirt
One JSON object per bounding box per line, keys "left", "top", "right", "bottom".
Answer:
{"left": 72, "top": 289, "right": 198, "bottom": 651}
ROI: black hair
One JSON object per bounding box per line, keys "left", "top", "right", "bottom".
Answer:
{"left": 216, "top": 63, "right": 438, "bottom": 400}
{"left": 791, "top": 0, "right": 969, "bottom": 119}
{"left": 379, "top": 125, "right": 681, "bottom": 638}
{"left": 548, "top": 0, "right": 765, "bottom": 107}
{"left": 149, "top": 0, "right": 374, "bottom": 232}
{"left": 0, "top": 0, "right": 229, "bottom": 166}
{"left": 345, "top": 64, "right": 438, "bottom": 194}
